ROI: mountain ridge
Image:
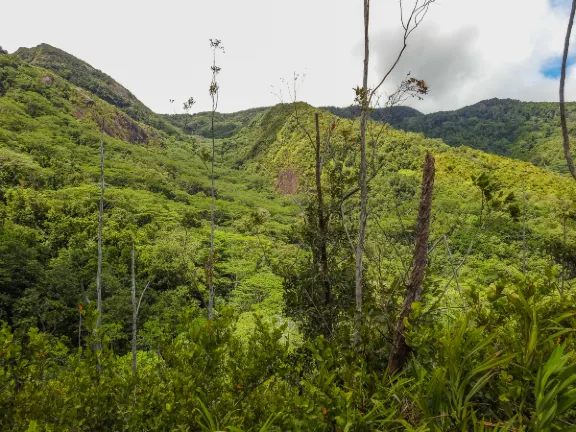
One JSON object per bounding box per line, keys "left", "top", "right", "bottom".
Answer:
{"left": 1, "top": 44, "right": 574, "bottom": 339}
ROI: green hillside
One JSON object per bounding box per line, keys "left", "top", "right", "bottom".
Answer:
{"left": 2, "top": 46, "right": 576, "bottom": 430}
{"left": 0, "top": 51, "right": 297, "bottom": 338}
{"left": 14, "top": 43, "right": 182, "bottom": 136}
{"left": 325, "top": 98, "right": 576, "bottom": 174}
{"left": 236, "top": 103, "right": 575, "bottom": 288}
{"left": 163, "top": 107, "right": 269, "bottom": 139}
{"left": 321, "top": 104, "right": 423, "bottom": 126}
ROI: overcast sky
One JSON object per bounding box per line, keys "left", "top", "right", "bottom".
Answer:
{"left": 1, "top": 0, "right": 575, "bottom": 114}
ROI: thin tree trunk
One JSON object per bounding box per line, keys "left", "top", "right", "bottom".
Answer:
{"left": 96, "top": 119, "right": 104, "bottom": 352}
{"left": 562, "top": 214, "right": 567, "bottom": 295}
{"left": 131, "top": 243, "right": 137, "bottom": 373}
{"left": 389, "top": 152, "right": 435, "bottom": 374}
{"left": 315, "top": 113, "right": 331, "bottom": 306}
{"left": 78, "top": 308, "right": 82, "bottom": 349}
{"left": 255, "top": 230, "right": 269, "bottom": 268}
{"left": 208, "top": 108, "right": 216, "bottom": 320}
{"left": 354, "top": 0, "right": 370, "bottom": 345}
{"left": 522, "top": 183, "right": 527, "bottom": 280}
{"left": 208, "top": 46, "right": 218, "bottom": 320}
{"left": 560, "top": 0, "right": 576, "bottom": 181}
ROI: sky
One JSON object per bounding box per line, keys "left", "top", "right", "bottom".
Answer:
{"left": 1, "top": 0, "right": 575, "bottom": 114}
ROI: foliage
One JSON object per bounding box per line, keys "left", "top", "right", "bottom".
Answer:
{"left": 164, "top": 107, "right": 268, "bottom": 139}
{"left": 326, "top": 98, "right": 576, "bottom": 174}
{"left": 2, "top": 47, "right": 576, "bottom": 430}
{"left": 14, "top": 43, "right": 181, "bottom": 136}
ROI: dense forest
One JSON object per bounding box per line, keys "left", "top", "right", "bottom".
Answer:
{"left": 324, "top": 99, "right": 576, "bottom": 174}
{"left": 2, "top": 2, "right": 576, "bottom": 430}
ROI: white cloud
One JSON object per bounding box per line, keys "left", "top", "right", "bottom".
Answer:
{"left": 371, "top": 0, "right": 576, "bottom": 112}
{"left": 0, "top": 0, "right": 574, "bottom": 114}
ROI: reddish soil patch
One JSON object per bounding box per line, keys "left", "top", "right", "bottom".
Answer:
{"left": 275, "top": 168, "right": 299, "bottom": 195}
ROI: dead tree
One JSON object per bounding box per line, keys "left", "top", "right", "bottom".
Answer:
{"left": 131, "top": 243, "right": 150, "bottom": 373}
{"left": 96, "top": 118, "right": 105, "bottom": 351}
{"left": 131, "top": 244, "right": 137, "bottom": 372}
{"left": 388, "top": 152, "right": 435, "bottom": 374}
{"left": 315, "top": 113, "right": 332, "bottom": 306}
{"left": 354, "top": 0, "right": 435, "bottom": 344}
{"left": 207, "top": 39, "right": 224, "bottom": 319}
{"left": 560, "top": 0, "right": 576, "bottom": 182}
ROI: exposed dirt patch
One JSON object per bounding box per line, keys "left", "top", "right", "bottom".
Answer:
{"left": 275, "top": 168, "right": 299, "bottom": 195}
{"left": 40, "top": 75, "right": 54, "bottom": 86}
{"left": 72, "top": 107, "right": 86, "bottom": 119}
{"left": 102, "top": 112, "right": 150, "bottom": 145}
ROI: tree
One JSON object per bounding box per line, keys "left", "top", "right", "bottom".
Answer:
{"left": 388, "top": 152, "right": 435, "bottom": 374}
{"left": 96, "top": 118, "right": 105, "bottom": 352}
{"left": 278, "top": 80, "right": 354, "bottom": 338}
{"left": 354, "top": 0, "right": 435, "bottom": 343}
{"left": 131, "top": 244, "right": 149, "bottom": 373}
{"left": 208, "top": 39, "right": 224, "bottom": 320}
{"left": 560, "top": 0, "right": 576, "bottom": 181}
{"left": 314, "top": 113, "right": 332, "bottom": 306}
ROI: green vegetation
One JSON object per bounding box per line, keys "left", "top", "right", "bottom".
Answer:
{"left": 322, "top": 104, "right": 422, "bottom": 126}
{"left": 325, "top": 98, "right": 576, "bottom": 174}
{"left": 164, "top": 107, "right": 268, "bottom": 139}
{"left": 1, "top": 45, "right": 576, "bottom": 431}
{"left": 14, "top": 44, "right": 182, "bottom": 136}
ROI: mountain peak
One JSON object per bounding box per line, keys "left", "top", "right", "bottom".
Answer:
{"left": 14, "top": 43, "right": 181, "bottom": 135}
{"left": 15, "top": 43, "right": 145, "bottom": 112}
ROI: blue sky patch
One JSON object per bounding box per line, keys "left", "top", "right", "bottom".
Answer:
{"left": 541, "top": 56, "right": 576, "bottom": 79}
{"left": 551, "top": 0, "right": 571, "bottom": 8}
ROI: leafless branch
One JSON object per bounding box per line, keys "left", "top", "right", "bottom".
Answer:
{"left": 372, "top": 0, "right": 436, "bottom": 98}
{"left": 135, "top": 281, "right": 151, "bottom": 317}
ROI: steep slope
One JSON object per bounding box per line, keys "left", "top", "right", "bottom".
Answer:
{"left": 325, "top": 98, "right": 576, "bottom": 174}
{"left": 164, "top": 107, "right": 269, "bottom": 139}
{"left": 233, "top": 103, "right": 576, "bottom": 293}
{"left": 322, "top": 104, "right": 422, "bottom": 125}
{"left": 0, "top": 51, "right": 296, "bottom": 341}
{"left": 1, "top": 45, "right": 575, "bottom": 350}
{"left": 14, "top": 43, "right": 181, "bottom": 136}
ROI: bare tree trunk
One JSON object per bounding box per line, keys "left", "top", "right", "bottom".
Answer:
{"left": 389, "top": 152, "right": 435, "bottom": 374}
{"left": 208, "top": 108, "right": 216, "bottom": 319}
{"left": 96, "top": 119, "right": 104, "bottom": 352}
{"left": 78, "top": 306, "right": 82, "bottom": 349}
{"left": 560, "top": 0, "right": 576, "bottom": 182}
{"left": 522, "top": 183, "right": 527, "bottom": 280}
{"left": 207, "top": 39, "right": 223, "bottom": 320}
{"left": 131, "top": 243, "right": 137, "bottom": 373}
{"left": 315, "top": 113, "right": 332, "bottom": 307}
{"left": 562, "top": 214, "right": 567, "bottom": 295}
{"left": 354, "top": 0, "right": 371, "bottom": 345}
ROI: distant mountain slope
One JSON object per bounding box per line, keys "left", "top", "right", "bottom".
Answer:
{"left": 325, "top": 99, "right": 576, "bottom": 174}
{"left": 321, "top": 105, "right": 422, "bottom": 125}
{"left": 163, "top": 107, "right": 269, "bottom": 139}
{"left": 14, "top": 43, "right": 181, "bottom": 135}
